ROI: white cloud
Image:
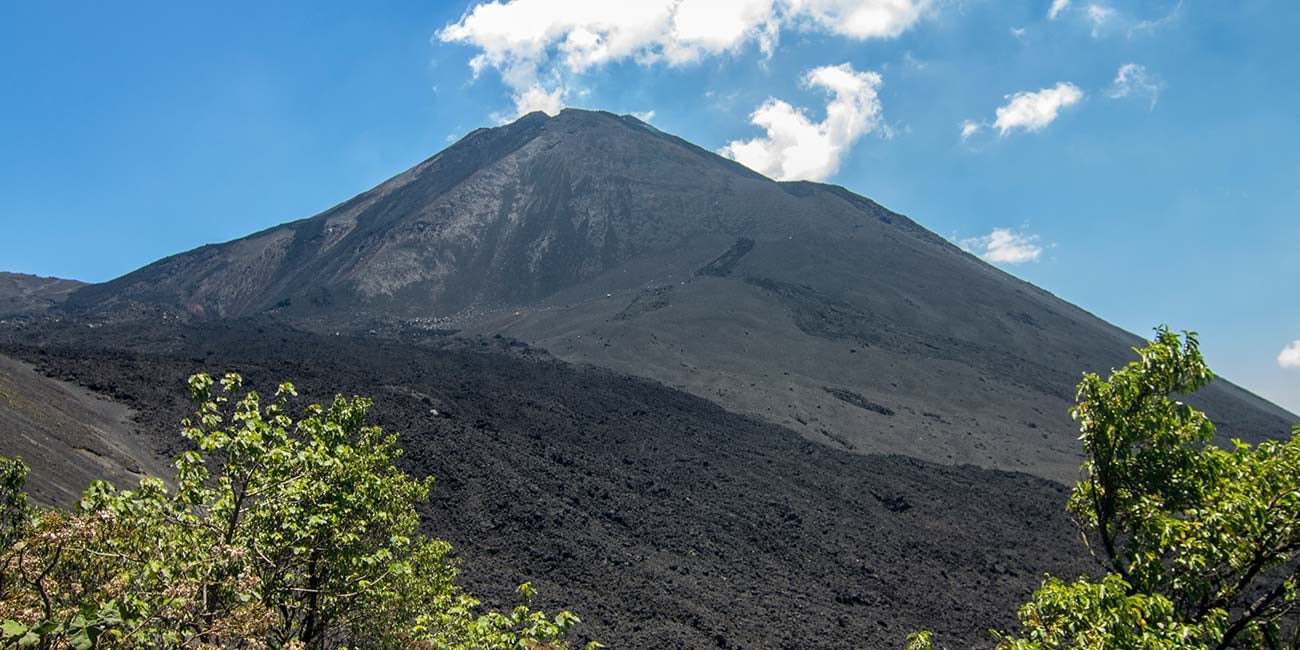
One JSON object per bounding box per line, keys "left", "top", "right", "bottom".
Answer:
{"left": 1280, "top": 341, "right": 1300, "bottom": 369}
{"left": 960, "top": 120, "right": 982, "bottom": 140}
{"left": 1108, "top": 63, "right": 1161, "bottom": 109}
{"left": 1048, "top": 0, "right": 1070, "bottom": 20}
{"left": 981, "top": 82, "right": 1083, "bottom": 136}
{"left": 514, "top": 84, "right": 567, "bottom": 115}
{"left": 785, "top": 0, "right": 927, "bottom": 39}
{"left": 632, "top": 110, "right": 656, "bottom": 122}
{"left": 439, "top": 0, "right": 929, "bottom": 118}
{"left": 960, "top": 228, "right": 1045, "bottom": 264}
{"left": 718, "top": 63, "right": 884, "bottom": 181}
{"left": 1010, "top": 26, "right": 1026, "bottom": 39}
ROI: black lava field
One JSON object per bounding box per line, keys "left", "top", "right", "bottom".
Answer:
{"left": 2, "top": 319, "right": 1090, "bottom": 648}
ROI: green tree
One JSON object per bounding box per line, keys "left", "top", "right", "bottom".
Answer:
{"left": 1, "top": 372, "right": 597, "bottom": 649}
{"left": 912, "top": 327, "right": 1300, "bottom": 649}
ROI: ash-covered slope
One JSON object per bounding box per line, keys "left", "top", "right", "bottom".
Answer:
{"left": 0, "top": 354, "right": 172, "bottom": 506}
{"left": 0, "top": 272, "right": 85, "bottom": 317}
{"left": 63, "top": 108, "right": 1296, "bottom": 481}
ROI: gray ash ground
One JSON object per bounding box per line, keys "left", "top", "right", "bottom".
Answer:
{"left": 2, "top": 318, "right": 1093, "bottom": 648}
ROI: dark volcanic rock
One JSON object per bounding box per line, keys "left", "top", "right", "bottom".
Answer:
{"left": 824, "top": 386, "right": 895, "bottom": 416}
{"left": 695, "top": 237, "right": 755, "bottom": 277}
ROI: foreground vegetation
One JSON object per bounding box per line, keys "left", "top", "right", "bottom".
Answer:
{"left": 0, "top": 373, "right": 595, "bottom": 649}
{"left": 913, "top": 328, "right": 1300, "bottom": 649}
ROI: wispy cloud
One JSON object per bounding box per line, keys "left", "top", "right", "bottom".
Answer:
{"left": 1067, "top": 1, "right": 1181, "bottom": 39}
{"left": 1084, "top": 4, "right": 1116, "bottom": 37}
{"left": 970, "top": 82, "right": 1084, "bottom": 137}
{"left": 719, "top": 63, "right": 885, "bottom": 182}
{"left": 1129, "top": 1, "right": 1182, "bottom": 37}
{"left": 960, "top": 228, "right": 1046, "bottom": 264}
{"left": 439, "top": 0, "right": 930, "bottom": 118}
{"left": 1280, "top": 341, "right": 1300, "bottom": 369}
{"left": 1048, "top": 0, "right": 1070, "bottom": 20}
{"left": 1108, "top": 63, "right": 1162, "bottom": 110}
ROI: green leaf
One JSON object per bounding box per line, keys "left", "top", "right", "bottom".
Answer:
{"left": 68, "top": 624, "right": 98, "bottom": 650}
{"left": 1, "top": 620, "right": 27, "bottom": 639}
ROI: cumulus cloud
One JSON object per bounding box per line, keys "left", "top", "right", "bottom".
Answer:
{"left": 961, "top": 83, "right": 1083, "bottom": 141}
{"left": 1048, "top": 0, "right": 1070, "bottom": 20}
{"left": 982, "top": 82, "right": 1083, "bottom": 136}
{"left": 785, "top": 0, "right": 927, "bottom": 39}
{"left": 439, "top": 0, "right": 929, "bottom": 117}
{"left": 514, "top": 84, "right": 567, "bottom": 115}
{"left": 959, "top": 228, "right": 1045, "bottom": 264}
{"left": 1108, "top": 63, "right": 1161, "bottom": 109}
{"left": 1280, "top": 341, "right": 1300, "bottom": 369}
{"left": 718, "top": 63, "right": 884, "bottom": 181}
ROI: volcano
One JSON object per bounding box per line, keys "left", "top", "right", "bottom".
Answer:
{"left": 7, "top": 107, "right": 1297, "bottom": 647}
{"left": 62, "top": 108, "right": 1294, "bottom": 482}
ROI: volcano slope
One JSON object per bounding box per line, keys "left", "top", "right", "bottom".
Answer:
{"left": 1, "top": 318, "right": 1090, "bottom": 649}
{"left": 61, "top": 108, "right": 1295, "bottom": 483}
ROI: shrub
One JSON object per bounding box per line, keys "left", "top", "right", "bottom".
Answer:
{"left": 0, "top": 372, "right": 598, "bottom": 649}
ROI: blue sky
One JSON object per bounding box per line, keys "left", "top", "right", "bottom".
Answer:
{"left": 1, "top": 1, "right": 1297, "bottom": 413}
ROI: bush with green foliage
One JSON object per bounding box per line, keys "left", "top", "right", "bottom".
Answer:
{"left": 911, "top": 327, "right": 1300, "bottom": 649}
{"left": 0, "top": 455, "right": 28, "bottom": 552}
{"left": 0, "top": 372, "right": 598, "bottom": 649}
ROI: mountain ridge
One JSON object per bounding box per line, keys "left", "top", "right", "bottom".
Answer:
{"left": 0, "top": 272, "right": 86, "bottom": 317}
